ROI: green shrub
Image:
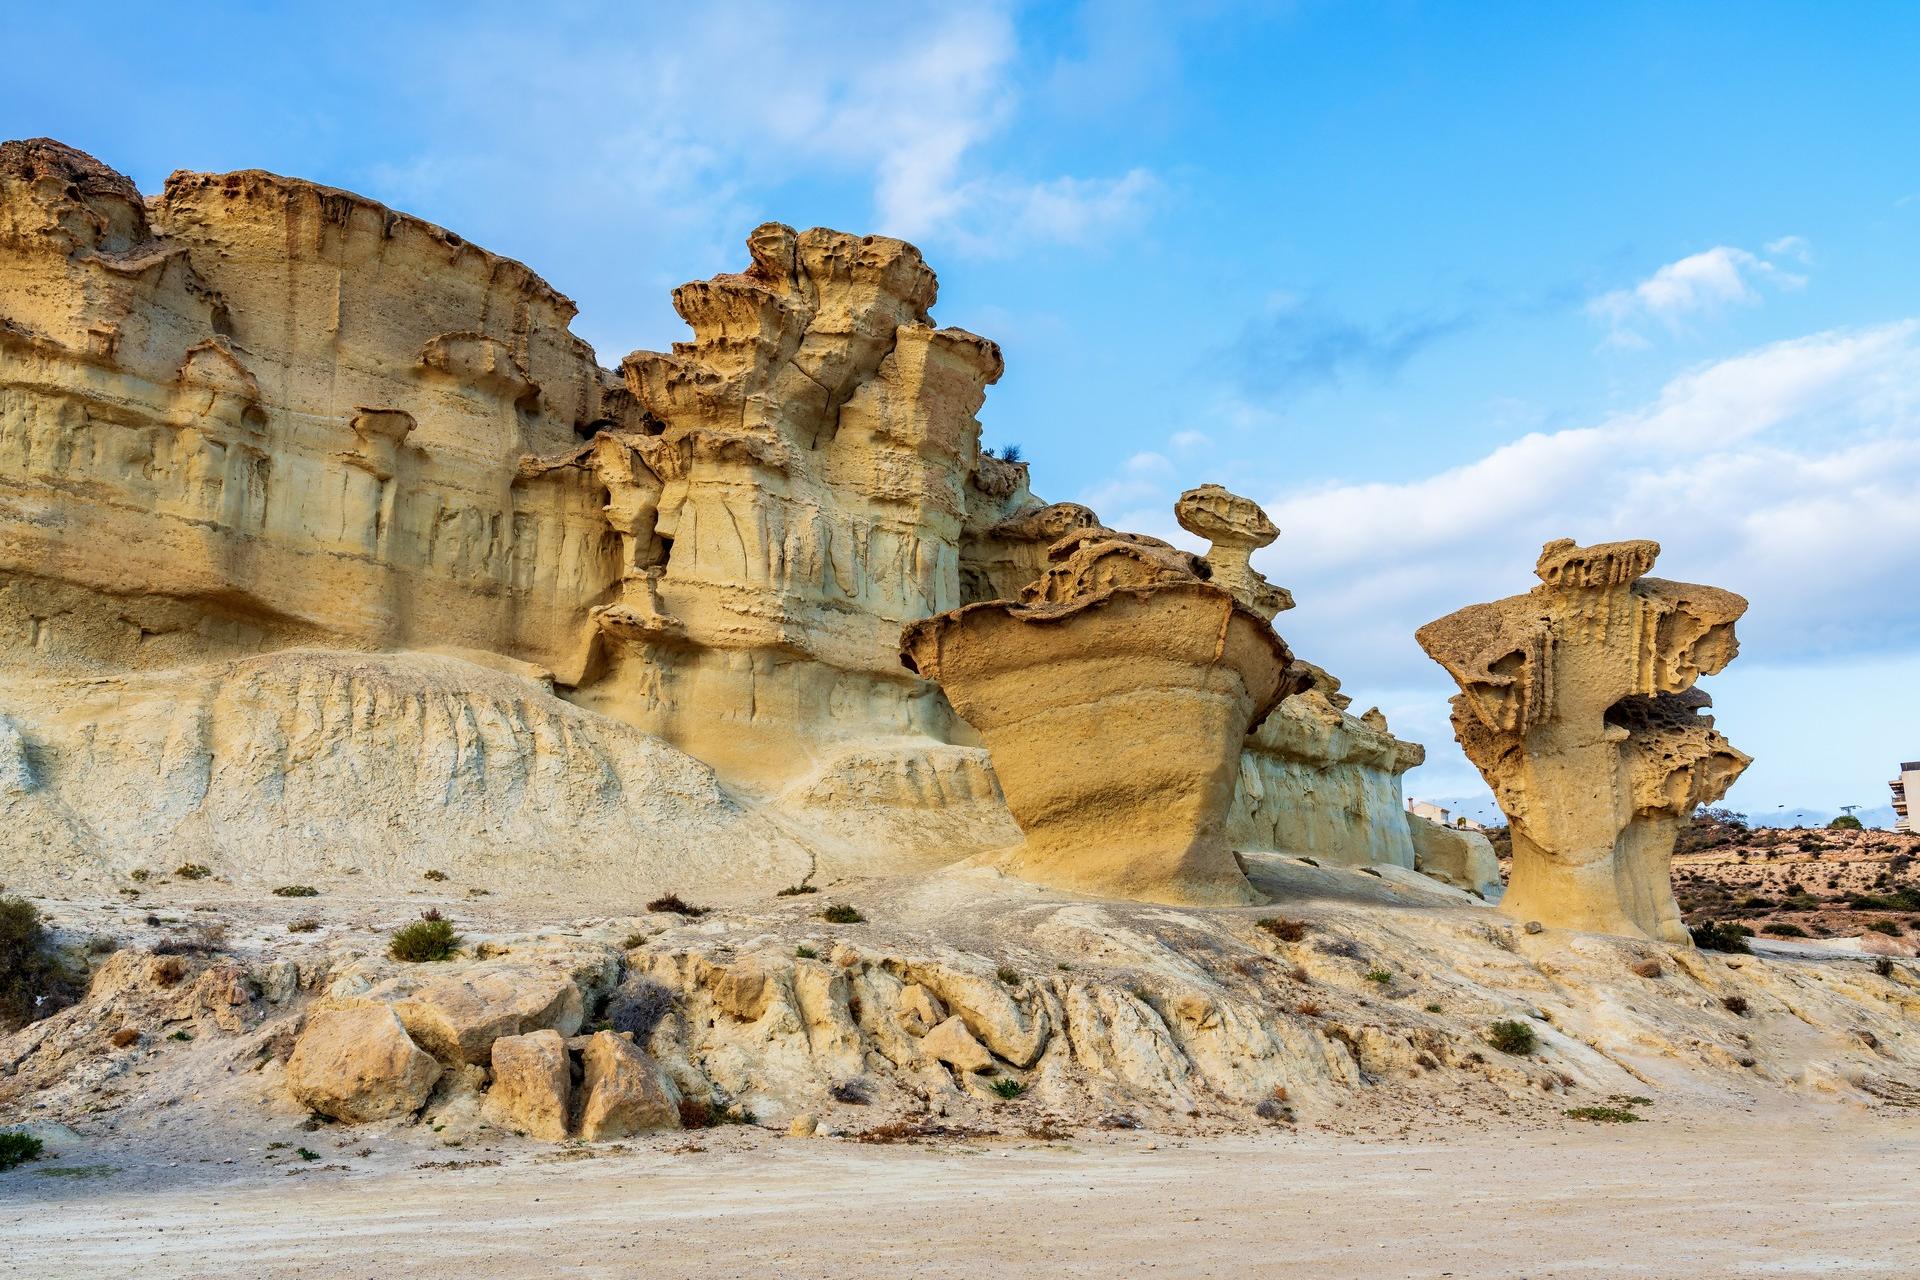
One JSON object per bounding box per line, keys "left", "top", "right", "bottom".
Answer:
{"left": 423, "top": 869, "right": 449, "bottom": 882}
{"left": 645, "top": 894, "right": 707, "bottom": 918}
{"left": 1566, "top": 1105, "right": 1642, "bottom": 1123}
{"left": 1868, "top": 920, "right": 1901, "bottom": 936}
{"left": 0, "top": 1131, "right": 43, "bottom": 1171}
{"left": 1689, "top": 920, "right": 1752, "bottom": 953}
{"left": 296, "top": 1147, "right": 320, "bottom": 1162}
{"left": 989, "top": 1078, "right": 1027, "bottom": 1099}
{"left": 1721, "top": 995, "right": 1749, "bottom": 1015}
{"left": 0, "top": 896, "right": 78, "bottom": 1031}
{"left": 174, "top": 864, "right": 211, "bottom": 881}
{"left": 818, "top": 903, "right": 865, "bottom": 924}
{"left": 1828, "top": 815, "right": 1863, "bottom": 830}
{"left": 1761, "top": 922, "right": 1807, "bottom": 937}
{"left": 388, "top": 910, "right": 460, "bottom": 962}
{"left": 775, "top": 884, "right": 817, "bottom": 897}
{"left": 1487, "top": 1019, "right": 1537, "bottom": 1055}
{"left": 1363, "top": 968, "right": 1393, "bottom": 985}
{"left": 272, "top": 885, "right": 319, "bottom": 898}
{"left": 795, "top": 945, "right": 818, "bottom": 959}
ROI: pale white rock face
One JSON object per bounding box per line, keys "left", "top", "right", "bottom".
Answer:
{"left": 0, "top": 137, "right": 1430, "bottom": 898}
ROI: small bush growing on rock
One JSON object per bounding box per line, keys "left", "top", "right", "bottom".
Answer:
{"left": 1487, "top": 1020, "right": 1537, "bottom": 1056}
{"left": 1293, "top": 999, "right": 1325, "bottom": 1018}
{"left": 174, "top": 863, "right": 211, "bottom": 880}
{"left": 1867, "top": 920, "right": 1900, "bottom": 936}
{"left": 996, "top": 966, "right": 1020, "bottom": 985}
{"left": 167, "top": 1030, "right": 193, "bottom": 1042}
{"left": 1721, "top": 995, "right": 1750, "bottom": 1015}
{"left": 678, "top": 1097, "right": 754, "bottom": 1128}
{"left": 129, "top": 869, "right": 149, "bottom": 883}
{"left": 607, "top": 978, "right": 675, "bottom": 1040}
{"left": 1, "top": 896, "right": 79, "bottom": 1032}
{"left": 1874, "top": 957, "right": 1895, "bottom": 977}
{"left": 795, "top": 944, "right": 819, "bottom": 959}
{"left": 0, "top": 1131, "right": 44, "bottom": 1171}
{"left": 296, "top": 1147, "right": 320, "bottom": 1161}
{"left": 1565, "top": 1105, "right": 1641, "bottom": 1123}
{"left": 622, "top": 932, "right": 646, "bottom": 950}
{"left": 646, "top": 894, "right": 707, "bottom": 918}
{"left": 423, "top": 870, "right": 448, "bottom": 882}
{"left": 989, "top": 1078, "right": 1026, "bottom": 1099}
{"left": 272, "top": 885, "right": 319, "bottom": 898}
{"left": 1424, "top": 1002, "right": 1442, "bottom": 1013}
{"left": 1363, "top": 968, "right": 1393, "bottom": 985}
{"left": 1257, "top": 917, "right": 1308, "bottom": 942}
{"left": 288, "top": 917, "right": 320, "bottom": 934}
{"left": 819, "top": 903, "right": 864, "bottom": 924}
{"left": 1254, "top": 1096, "right": 1293, "bottom": 1122}
{"left": 1761, "top": 922, "right": 1807, "bottom": 937}
{"left": 1688, "top": 920, "right": 1752, "bottom": 953}
{"left": 110, "top": 1027, "right": 139, "bottom": 1047}
{"left": 388, "top": 910, "right": 460, "bottom": 962}
{"left": 775, "top": 884, "right": 817, "bottom": 897}
{"left": 830, "top": 1080, "right": 871, "bottom": 1105}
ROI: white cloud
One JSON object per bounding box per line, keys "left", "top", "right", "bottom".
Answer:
{"left": 1070, "top": 321, "right": 1920, "bottom": 809}
{"left": 1169, "top": 429, "right": 1212, "bottom": 453}
{"left": 1588, "top": 241, "right": 1809, "bottom": 346}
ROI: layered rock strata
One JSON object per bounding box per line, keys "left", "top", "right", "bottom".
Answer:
{"left": 0, "top": 137, "right": 1429, "bottom": 891}
{"left": 1417, "top": 538, "right": 1750, "bottom": 941}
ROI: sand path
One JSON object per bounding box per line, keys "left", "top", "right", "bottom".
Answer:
{"left": 5, "top": 1109, "right": 1915, "bottom": 1278}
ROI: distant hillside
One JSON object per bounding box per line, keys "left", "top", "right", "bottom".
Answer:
{"left": 1415, "top": 798, "right": 1902, "bottom": 831}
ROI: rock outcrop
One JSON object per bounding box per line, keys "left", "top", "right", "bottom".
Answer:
{"left": 0, "top": 137, "right": 1429, "bottom": 898}
{"left": 286, "top": 1004, "right": 442, "bottom": 1122}
{"left": 901, "top": 493, "right": 1312, "bottom": 905}
{"left": 1417, "top": 538, "right": 1750, "bottom": 941}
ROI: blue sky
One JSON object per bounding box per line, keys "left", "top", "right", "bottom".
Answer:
{"left": 6, "top": 1, "right": 1916, "bottom": 817}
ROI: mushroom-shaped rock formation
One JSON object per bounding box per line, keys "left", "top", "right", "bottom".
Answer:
{"left": 1175, "top": 483, "right": 1294, "bottom": 620}
{"left": 1416, "top": 538, "right": 1750, "bottom": 942}
{"left": 900, "top": 493, "right": 1312, "bottom": 906}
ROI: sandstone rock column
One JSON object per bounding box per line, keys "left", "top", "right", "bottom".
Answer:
{"left": 902, "top": 498, "right": 1311, "bottom": 906}
{"left": 1416, "top": 539, "right": 1750, "bottom": 942}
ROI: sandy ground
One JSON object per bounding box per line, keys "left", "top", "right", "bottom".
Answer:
{"left": 5, "top": 1105, "right": 1915, "bottom": 1279}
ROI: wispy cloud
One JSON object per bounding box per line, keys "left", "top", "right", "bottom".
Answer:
{"left": 1221, "top": 295, "right": 1471, "bottom": 400}
{"left": 1588, "top": 241, "right": 1809, "bottom": 347}
{"left": 1072, "top": 322, "right": 1920, "bottom": 803}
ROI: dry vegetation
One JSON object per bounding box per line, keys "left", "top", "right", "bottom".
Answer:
{"left": 1491, "top": 810, "right": 1920, "bottom": 942}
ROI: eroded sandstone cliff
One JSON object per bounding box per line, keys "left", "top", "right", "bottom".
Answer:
{"left": 0, "top": 138, "right": 1424, "bottom": 891}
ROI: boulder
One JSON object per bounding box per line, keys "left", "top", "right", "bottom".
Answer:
{"left": 482, "top": 1029, "right": 572, "bottom": 1140}
{"left": 394, "top": 965, "right": 584, "bottom": 1066}
{"left": 897, "top": 982, "right": 945, "bottom": 1036}
{"left": 920, "top": 1015, "right": 993, "bottom": 1073}
{"left": 1407, "top": 814, "right": 1502, "bottom": 899}
{"left": 576, "top": 1030, "right": 680, "bottom": 1139}
{"left": 286, "top": 1004, "right": 442, "bottom": 1123}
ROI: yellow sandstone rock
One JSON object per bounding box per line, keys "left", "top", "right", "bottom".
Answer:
{"left": 482, "top": 1029, "right": 571, "bottom": 1141}
{"left": 286, "top": 1004, "right": 442, "bottom": 1123}
{"left": 902, "top": 500, "right": 1312, "bottom": 906}
{"left": 1417, "top": 538, "right": 1750, "bottom": 941}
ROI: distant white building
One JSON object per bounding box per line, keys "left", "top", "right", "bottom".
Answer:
{"left": 1895, "top": 761, "right": 1918, "bottom": 833}
{"left": 1407, "top": 799, "right": 1487, "bottom": 832}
